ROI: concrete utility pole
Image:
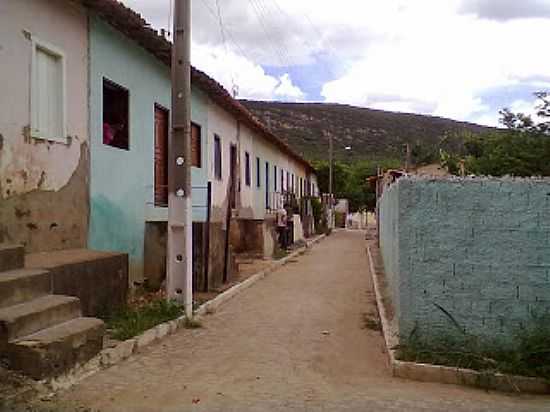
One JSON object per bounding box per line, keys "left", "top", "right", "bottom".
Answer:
{"left": 404, "top": 143, "right": 411, "bottom": 172}
{"left": 167, "top": 0, "right": 193, "bottom": 318}
{"left": 328, "top": 131, "right": 334, "bottom": 229}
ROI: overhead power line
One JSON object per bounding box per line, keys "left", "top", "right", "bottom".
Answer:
{"left": 198, "top": 0, "right": 253, "bottom": 62}
{"left": 267, "top": 0, "right": 338, "bottom": 80}
{"left": 247, "top": 0, "right": 291, "bottom": 67}
{"left": 215, "top": 0, "right": 238, "bottom": 97}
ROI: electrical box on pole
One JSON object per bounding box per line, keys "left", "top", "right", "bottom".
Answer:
{"left": 167, "top": 0, "right": 193, "bottom": 318}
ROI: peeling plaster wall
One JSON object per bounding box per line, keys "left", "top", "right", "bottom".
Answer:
{"left": 379, "top": 176, "right": 550, "bottom": 347}
{"left": 88, "top": 18, "right": 209, "bottom": 283}
{"left": 0, "top": 0, "right": 89, "bottom": 251}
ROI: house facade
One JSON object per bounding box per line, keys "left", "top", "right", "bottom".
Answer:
{"left": 0, "top": 0, "right": 90, "bottom": 252}
{"left": 0, "top": 0, "right": 319, "bottom": 289}
{"left": 84, "top": 2, "right": 318, "bottom": 285}
{"left": 87, "top": 16, "right": 209, "bottom": 282}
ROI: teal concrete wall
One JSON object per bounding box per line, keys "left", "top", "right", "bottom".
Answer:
{"left": 379, "top": 180, "right": 402, "bottom": 321}
{"left": 88, "top": 18, "right": 208, "bottom": 281}
{"left": 379, "top": 176, "right": 550, "bottom": 347}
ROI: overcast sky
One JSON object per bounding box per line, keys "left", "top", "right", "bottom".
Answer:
{"left": 121, "top": 0, "right": 550, "bottom": 127}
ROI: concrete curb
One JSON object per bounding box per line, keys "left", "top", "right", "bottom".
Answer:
{"left": 366, "top": 242, "right": 550, "bottom": 395}
{"left": 41, "top": 234, "right": 327, "bottom": 396}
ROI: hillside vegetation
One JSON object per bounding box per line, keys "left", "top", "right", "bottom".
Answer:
{"left": 241, "top": 100, "right": 491, "bottom": 162}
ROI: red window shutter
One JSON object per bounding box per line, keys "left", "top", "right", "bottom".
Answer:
{"left": 191, "top": 123, "right": 201, "bottom": 167}
{"left": 154, "top": 106, "right": 169, "bottom": 206}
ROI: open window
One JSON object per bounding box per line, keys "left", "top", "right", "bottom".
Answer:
{"left": 103, "top": 78, "right": 129, "bottom": 150}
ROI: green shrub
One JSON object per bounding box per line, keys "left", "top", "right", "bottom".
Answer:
{"left": 397, "top": 315, "right": 550, "bottom": 381}
{"left": 105, "top": 299, "right": 183, "bottom": 341}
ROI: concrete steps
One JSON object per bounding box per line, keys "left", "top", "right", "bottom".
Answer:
{"left": 0, "top": 244, "right": 105, "bottom": 379}
{"left": 0, "top": 245, "right": 25, "bottom": 272}
{"left": 0, "top": 295, "right": 81, "bottom": 346}
{"left": 8, "top": 318, "right": 105, "bottom": 380}
{"left": 0, "top": 269, "right": 51, "bottom": 309}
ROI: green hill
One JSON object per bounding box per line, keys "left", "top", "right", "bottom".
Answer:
{"left": 241, "top": 100, "right": 492, "bottom": 162}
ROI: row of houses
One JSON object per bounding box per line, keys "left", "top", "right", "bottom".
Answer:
{"left": 0, "top": 0, "right": 319, "bottom": 287}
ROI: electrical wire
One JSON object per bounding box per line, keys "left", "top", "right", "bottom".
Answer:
{"left": 247, "top": 0, "right": 290, "bottom": 67}
{"left": 167, "top": 0, "right": 173, "bottom": 38}
{"left": 198, "top": 0, "right": 253, "bottom": 62}
{"left": 254, "top": 0, "right": 293, "bottom": 66}
{"left": 267, "top": 0, "right": 337, "bottom": 80}
{"left": 215, "top": 0, "right": 238, "bottom": 97}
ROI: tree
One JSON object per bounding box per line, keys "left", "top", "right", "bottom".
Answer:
{"left": 500, "top": 92, "right": 550, "bottom": 135}
{"left": 312, "top": 158, "right": 400, "bottom": 212}
{"left": 463, "top": 92, "right": 550, "bottom": 177}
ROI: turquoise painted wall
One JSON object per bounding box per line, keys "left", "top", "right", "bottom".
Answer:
{"left": 379, "top": 177, "right": 550, "bottom": 347}
{"left": 88, "top": 18, "right": 208, "bottom": 281}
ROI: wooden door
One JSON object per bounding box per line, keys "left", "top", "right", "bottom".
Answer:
{"left": 154, "top": 105, "right": 169, "bottom": 207}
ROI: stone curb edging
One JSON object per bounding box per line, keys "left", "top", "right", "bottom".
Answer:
{"left": 366, "top": 243, "right": 550, "bottom": 395}
{"left": 40, "top": 234, "right": 327, "bottom": 396}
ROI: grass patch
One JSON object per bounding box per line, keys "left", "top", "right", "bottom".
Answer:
{"left": 361, "top": 312, "right": 382, "bottom": 331}
{"left": 105, "top": 299, "right": 184, "bottom": 341}
{"left": 273, "top": 246, "right": 289, "bottom": 260}
{"left": 397, "top": 315, "right": 550, "bottom": 381}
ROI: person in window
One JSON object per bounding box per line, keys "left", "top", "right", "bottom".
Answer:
{"left": 103, "top": 115, "right": 125, "bottom": 146}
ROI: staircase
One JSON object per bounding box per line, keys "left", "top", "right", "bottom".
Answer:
{"left": 0, "top": 245, "right": 105, "bottom": 380}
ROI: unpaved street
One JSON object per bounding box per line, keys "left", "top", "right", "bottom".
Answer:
{"left": 54, "top": 231, "right": 548, "bottom": 411}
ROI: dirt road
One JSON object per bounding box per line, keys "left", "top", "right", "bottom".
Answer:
{"left": 51, "top": 231, "right": 548, "bottom": 411}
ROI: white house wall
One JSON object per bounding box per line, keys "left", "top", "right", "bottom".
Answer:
{"left": 0, "top": 0, "right": 88, "bottom": 197}
{"left": 0, "top": 0, "right": 89, "bottom": 251}
{"left": 206, "top": 98, "right": 312, "bottom": 223}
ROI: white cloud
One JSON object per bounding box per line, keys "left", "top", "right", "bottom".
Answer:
{"left": 191, "top": 44, "right": 305, "bottom": 101}
{"left": 121, "top": 0, "right": 550, "bottom": 126}
{"left": 459, "top": 0, "right": 550, "bottom": 21}
{"left": 321, "top": 5, "right": 550, "bottom": 124}
{"left": 274, "top": 74, "right": 305, "bottom": 100}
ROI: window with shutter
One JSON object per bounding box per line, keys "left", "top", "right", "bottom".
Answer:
{"left": 31, "top": 38, "right": 66, "bottom": 142}
{"left": 214, "top": 135, "right": 222, "bottom": 180}
{"left": 191, "top": 123, "right": 201, "bottom": 168}
{"left": 256, "top": 157, "right": 261, "bottom": 188}
{"left": 245, "top": 152, "right": 251, "bottom": 186}
{"left": 154, "top": 105, "right": 169, "bottom": 207}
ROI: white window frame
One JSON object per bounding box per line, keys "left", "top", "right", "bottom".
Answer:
{"left": 30, "top": 35, "right": 67, "bottom": 144}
